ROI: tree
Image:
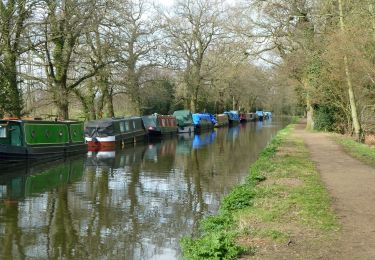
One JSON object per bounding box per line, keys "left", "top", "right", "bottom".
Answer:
{"left": 39, "top": 0, "right": 103, "bottom": 119}
{"left": 161, "top": 0, "right": 226, "bottom": 112}
{"left": 0, "top": 0, "right": 33, "bottom": 117}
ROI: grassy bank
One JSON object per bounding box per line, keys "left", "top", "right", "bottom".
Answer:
{"left": 181, "top": 124, "right": 339, "bottom": 259}
{"left": 332, "top": 134, "right": 375, "bottom": 167}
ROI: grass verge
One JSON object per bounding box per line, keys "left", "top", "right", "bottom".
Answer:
{"left": 180, "top": 124, "right": 339, "bottom": 259}
{"left": 332, "top": 134, "right": 375, "bottom": 167}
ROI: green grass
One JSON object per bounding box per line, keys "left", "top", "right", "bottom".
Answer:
{"left": 180, "top": 124, "right": 339, "bottom": 259}
{"left": 332, "top": 134, "right": 375, "bottom": 167}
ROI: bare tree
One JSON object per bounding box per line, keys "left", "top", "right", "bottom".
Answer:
{"left": 0, "top": 0, "right": 34, "bottom": 117}
{"left": 161, "top": 0, "right": 226, "bottom": 112}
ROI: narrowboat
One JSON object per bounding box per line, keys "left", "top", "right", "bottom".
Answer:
{"left": 142, "top": 114, "right": 177, "bottom": 136}
{"left": 239, "top": 112, "right": 252, "bottom": 123}
{"left": 214, "top": 114, "right": 229, "bottom": 127}
{"left": 0, "top": 118, "right": 86, "bottom": 161}
{"left": 256, "top": 111, "right": 264, "bottom": 121}
{"left": 85, "top": 116, "right": 146, "bottom": 151}
{"left": 192, "top": 113, "right": 216, "bottom": 132}
{"left": 173, "top": 110, "right": 194, "bottom": 133}
{"left": 264, "top": 111, "right": 272, "bottom": 119}
{"left": 248, "top": 113, "right": 257, "bottom": 121}
{"left": 224, "top": 111, "right": 240, "bottom": 125}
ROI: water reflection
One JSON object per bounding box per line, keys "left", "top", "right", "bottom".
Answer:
{"left": 0, "top": 118, "right": 288, "bottom": 259}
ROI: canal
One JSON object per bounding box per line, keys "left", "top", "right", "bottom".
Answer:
{"left": 0, "top": 118, "right": 288, "bottom": 259}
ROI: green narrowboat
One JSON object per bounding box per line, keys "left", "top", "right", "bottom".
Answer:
{"left": 0, "top": 119, "right": 87, "bottom": 160}
{"left": 173, "top": 110, "right": 194, "bottom": 133}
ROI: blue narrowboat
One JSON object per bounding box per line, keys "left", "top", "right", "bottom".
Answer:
{"left": 224, "top": 111, "right": 240, "bottom": 125}
{"left": 192, "top": 113, "right": 216, "bottom": 132}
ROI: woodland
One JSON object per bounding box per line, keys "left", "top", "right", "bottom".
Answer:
{"left": 0, "top": 0, "right": 374, "bottom": 140}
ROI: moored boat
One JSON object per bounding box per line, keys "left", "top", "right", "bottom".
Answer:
{"left": 85, "top": 116, "right": 146, "bottom": 151}
{"left": 142, "top": 114, "right": 177, "bottom": 136}
{"left": 256, "top": 111, "right": 264, "bottom": 121}
{"left": 264, "top": 111, "right": 272, "bottom": 119}
{"left": 248, "top": 112, "right": 257, "bottom": 121}
{"left": 224, "top": 111, "right": 240, "bottom": 125}
{"left": 239, "top": 112, "right": 252, "bottom": 123}
{"left": 173, "top": 110, "right": 194, "bottom": 133}
{"left": 215, "top": 113, "right": 229, "bottom": 127}
{"left": 0, "top": 118, "right": 86, "bottom": 161}
{"left": 192, "top": 113, "right": 216, "bottom": 132}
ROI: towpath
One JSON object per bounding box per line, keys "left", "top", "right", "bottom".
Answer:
{"left": 294, "top": 120, "right": 375, "bottom": 258}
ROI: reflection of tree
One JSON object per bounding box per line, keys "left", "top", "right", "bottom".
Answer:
{"left": 1, "top": 202, "right": 25, "bottom": 259}
{"left": 48, "top": 186, "right": 84, "bottom": 259}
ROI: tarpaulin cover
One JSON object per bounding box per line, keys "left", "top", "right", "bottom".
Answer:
{"left": 192, "top": 113, "right": 217, "bottom": 125}
{"left": 224, "top": 111, "right": 240, "bottom": 121}
{"left": 173, "top": 110, "right": 193, "bottom": 126}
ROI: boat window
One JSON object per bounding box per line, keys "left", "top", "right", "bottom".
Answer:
{"left": 10, "top": 124, "right": 22, "bottom": 146}
{"left": 120, "top": 122, "right": 125, "bottom": 132}
{"left": 125, "top": 121, "right": 130, "bottom": 131}
{"left": 133, "top": 121, "right": 136, "bottom": 130}
{"left": 0, "top": 125, "right": 7, "bottom": 138}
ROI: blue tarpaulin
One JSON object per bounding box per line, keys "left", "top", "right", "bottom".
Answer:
{"left": 224, "top": 111, "right": 240, "bottom": 121}
{"left": 192, "top": 113, "right": 217, "bottom": 125}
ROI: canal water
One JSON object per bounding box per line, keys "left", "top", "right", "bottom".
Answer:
{"left": 0, "top": 118, "right": 288, "bottom": 259}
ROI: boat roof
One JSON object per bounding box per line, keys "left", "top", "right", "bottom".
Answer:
{"left": 86, "top": 116, "right": 141, "bottom": 128}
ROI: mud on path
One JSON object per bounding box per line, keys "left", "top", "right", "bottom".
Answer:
{"left": 294, "top": 121, "right": 375, "bottom": 259}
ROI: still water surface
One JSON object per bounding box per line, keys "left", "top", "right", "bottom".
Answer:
{"left": 0, "top": 118, "right": 288, "bottom": 259}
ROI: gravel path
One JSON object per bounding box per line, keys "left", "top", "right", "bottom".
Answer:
{"left": 294, "top": 121, "right": 375, "bottom": 259}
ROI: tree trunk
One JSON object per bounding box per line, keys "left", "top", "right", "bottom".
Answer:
{"left": 338, "top": 0, "right": 362, "bottom": 141}
{"left": 56, "top": 83, "right": 69, "bottom": 120}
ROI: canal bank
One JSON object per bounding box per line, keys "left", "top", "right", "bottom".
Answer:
{"left": 181, "top": 122, "right": 340, "bottom": 259}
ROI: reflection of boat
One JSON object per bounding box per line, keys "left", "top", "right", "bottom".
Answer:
{"left": 142, "top": 114, "right": 177, "bottom": 136}
{"left": 192, "top": 131, "right": 216, "bottom": 149}
{"left": 227, "top": 126, "right": 240, "bottom": 140}
{"left": 0, "top": 119, "right": 86, "bottom": 160}
{"left": 85, "top": 116, "right": 146, "bottom": 151}
{"left": 85, "top": 145, "right": 146, "bottom": 169}
{"left": 224, "top": 111, "right": 240, "bottom": 125}
{"left": 173, "top": 110, "right": 194, "bottom": 133}
{"left": 176, "top": 133, "right": 194, "bottom": 155}
{"left": 0, "top": 157, "right": 85, "bottom": 200}
{"left": 192, "top": 113, "right": 216, "bottom": 132}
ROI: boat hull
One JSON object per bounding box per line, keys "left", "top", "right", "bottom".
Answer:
{"left": 0, "top": 143, "right": 87, "bottom": 161}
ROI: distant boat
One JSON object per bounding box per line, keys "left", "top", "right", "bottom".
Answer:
{"left": 173, "top": 110, "right": 194, "bottom": 133}
{"left": 224, "top": 111, "right": 240, "bottom": 125}
{"left": 85, "top": 116, "right": 146, "bottom": 151}
{"left": 239, "top": 112, "right": 254, "bottom": 123}
{"left": 142, "top": 114, "right": 177, "bottom": 136}
{"left": 256, "top": 111, "right": 264, "bottom": 121}
{"left": 264, "top": 112, "right": 272, "bottom": 119}
{"left": 0, "top": 118, "right": 86, "bottom": 161}
{"left": 248, "top": 113, "right": 257, "bottom": 121}
{"left": 215, "top": 114, "right": 229, "bottom": 127}
{"left": 192, "top": 113, "right": 216, "bottom": 132}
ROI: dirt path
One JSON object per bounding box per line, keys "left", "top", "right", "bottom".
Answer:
{"left": 294, "top": 120, "right": 375, "bottom": 259}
